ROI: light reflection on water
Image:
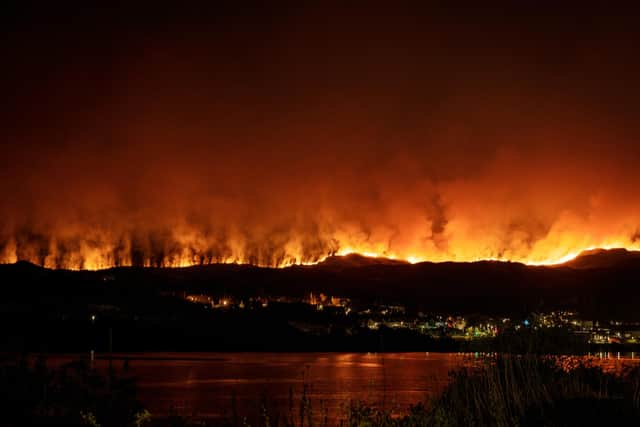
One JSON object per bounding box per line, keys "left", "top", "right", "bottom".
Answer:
{"left": 44, "top": 352, "right": 640, "bottom": 420}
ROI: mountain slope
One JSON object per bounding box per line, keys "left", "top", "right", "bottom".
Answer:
{"left": 561, "top": 248, "right": 640, "bottom": 269}
{"left": 2, "top": 248, "right": 640, "bottom": 319}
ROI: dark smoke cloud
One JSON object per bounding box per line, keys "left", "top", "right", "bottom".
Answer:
{"left": 1, "top": 4, "right": 640, "bottom": 268}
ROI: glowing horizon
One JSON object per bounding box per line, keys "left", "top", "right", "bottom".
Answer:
{"left": 2, "top": 241, "right": 638, "bottom": 271}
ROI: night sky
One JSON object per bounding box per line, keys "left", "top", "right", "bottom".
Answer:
{"left": 1, "top": 4, "right": 640, "bottom": 269}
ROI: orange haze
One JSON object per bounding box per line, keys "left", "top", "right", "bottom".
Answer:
{"left": 2, "top": 140, "right": 640, "bottom": 270}
{"left": 1, "top": 5, "right": 640, "bottom": 270}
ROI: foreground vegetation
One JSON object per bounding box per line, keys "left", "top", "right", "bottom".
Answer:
{"left": 427, "top": 355, "right": 640, "bottom": 426}
{"left": 1, "top": 354, "right": 640, "bottom": 426}
{"left": 0, "top": 354, "right": 148, "bottom": 427}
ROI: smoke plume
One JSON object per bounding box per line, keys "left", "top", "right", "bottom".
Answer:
{"left": 1, "top": 5, "right": 639, "bottom": 268}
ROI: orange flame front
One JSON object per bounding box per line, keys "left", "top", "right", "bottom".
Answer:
{"left": 1, "top": 223, "right": 639, "bottom": 271}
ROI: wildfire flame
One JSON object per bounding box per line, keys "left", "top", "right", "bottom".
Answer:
{"left": 1, "top": 229, "right": 639, "bottom": 271}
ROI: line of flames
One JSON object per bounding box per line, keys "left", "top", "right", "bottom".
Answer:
{"left": 2, "top": 242, "right": 638, "bottom": 271}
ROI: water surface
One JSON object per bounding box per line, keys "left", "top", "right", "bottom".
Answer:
{"left": 45, "top": 352, "right": 639, "bottom": 420}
